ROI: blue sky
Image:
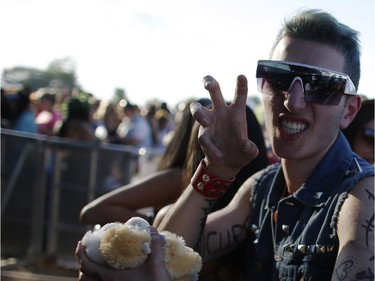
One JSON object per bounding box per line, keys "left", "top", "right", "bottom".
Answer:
{"left": 1, "top": 0, "right": 374, "bottom": 107}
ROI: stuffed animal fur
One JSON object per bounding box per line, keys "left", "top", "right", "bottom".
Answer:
{"left": 81, "top": 217, "right": 202, "bottom": 281}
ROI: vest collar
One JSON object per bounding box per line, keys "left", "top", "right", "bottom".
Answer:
{"left": 267, "top": 132, "right": 355, "bottom": 208}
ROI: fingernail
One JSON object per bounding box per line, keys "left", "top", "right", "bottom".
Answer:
{"left": 149, "top": 226, "right": 157, "bottom": 234}
{"left": 203, "top": 76, "right": 213, "bottom": 88}
{"left": 149, "top": 227, "right": 166, "bottom": 245}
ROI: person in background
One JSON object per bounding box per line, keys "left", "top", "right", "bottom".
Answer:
{"left": 93, "top": 100, "right": 122, "bottom": 142}
{"left": 1, "top": 87, "right": 37, "bottom": 133}
{"left": 154, "top": 108, "right": 173, "bottom": 149}
{"left": 144, "top": 103, "right": 160, "bottom": 148}
{"left": 1, "top": 88, "right": 14, "bottom": 128}
{"left": 343, "top": 98, "right": 374, "bottom": 164}
{"left": 89, "top": 96, "right": 102, "bottom": 131}
{"left": 55, "top": 92, "right": 97, "bottom": 142}
{"left": 110, "top": 100, "right": 153, "bottom": 148}
{"left": 160, "top": 101, "right": 171, "bottom": 113}
{"left": 34, "top": 92, "right": 62, "bottom": 136}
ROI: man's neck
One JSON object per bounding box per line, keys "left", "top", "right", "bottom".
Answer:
{"left": 280, "top": 135, "right": 338, "bottom": 194}
{"left": 281, "top": 155, "right": 325, "bottom": 194}
{"left": 281, "top": 160, "right": 310, "bottom": 194}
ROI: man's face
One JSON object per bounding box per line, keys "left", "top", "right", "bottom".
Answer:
{"left": 263, "top": 36, "right": 350, "bottom": 161}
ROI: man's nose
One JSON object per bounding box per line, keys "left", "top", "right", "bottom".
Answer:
{"left": 284, "top": 77, "right": 307, "bottom": 112}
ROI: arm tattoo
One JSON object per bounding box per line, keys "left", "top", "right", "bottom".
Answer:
{"left": 362, "top": 214, "right": 374, "bottom": 248}
{"left": 365, "top": 189, "right": 374, "bottom": 201}
{"left": 335, "top": 258, "right": 355, "bottom": 280}
{"left": 195, "top": 198, "right": 216, "bottom": 253}
{"left": 334, "top": 189, "right": 375, "bottom": 281}
{"left": 200, "top": 215, "right": 250, "bottom": 258}
{"left": 362, "top": 189, "right": 374, "bottom": 249}
{"left": 355, "top": 268, "right": 374, "bottom": 280}
{"left": 336, "top": 258, "right": 374, "bottom": 281}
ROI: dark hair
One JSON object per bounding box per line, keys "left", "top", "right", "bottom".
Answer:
{"left": 16, "top": 86, "right": 33, "bottom": 114}
{"left": 67, "top": 94, "right": 91, "bottom": 121}
{"left": 270, "top": 9, "right": 361, "bottom": 89}
{"left": 41, "top": 93, "right": 56, "bottom": 105}
{"left": 343, "top": 99, "right": 374, "bottom": 147}
{"left": 57, "top": 92, "right": 93, "bottom": 138}
{"left": 156, "top": 99, "right": 210, "bottom": 171}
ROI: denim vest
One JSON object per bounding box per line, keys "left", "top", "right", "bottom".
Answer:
{"left": 247, "top": 132, "right": 374, "bottom": 281}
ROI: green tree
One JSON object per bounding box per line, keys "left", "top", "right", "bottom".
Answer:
{"left": 112, "top": 87, "right": 126, "bottom": 104}
{"left": 45, "top": 57, "right": 77, "bottom": 89}
{"left": 2, "top": 57, "right": 78, "bottom": 91}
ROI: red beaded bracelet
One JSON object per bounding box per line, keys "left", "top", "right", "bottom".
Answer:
{"left": 191, "top": 160, "right": 235, "bottom": 198}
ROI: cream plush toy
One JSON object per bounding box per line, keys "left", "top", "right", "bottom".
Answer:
{"left": 81, "top": 217, "right": 202, "bottom": 281}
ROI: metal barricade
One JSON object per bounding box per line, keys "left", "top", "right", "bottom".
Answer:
{"left": 1, "top": 129, "right": 140, "bottom": 259}
{"left": 1, "top": 130, "right": 47, "bottom": 258}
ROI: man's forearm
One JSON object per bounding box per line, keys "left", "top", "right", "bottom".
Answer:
{"left": 157, "top": 186, "right": 217, "bottom": 249}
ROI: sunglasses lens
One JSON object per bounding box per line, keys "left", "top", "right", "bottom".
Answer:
{"left": 258, "top": 77, "right": 291, "bottom": 93}
{"left": 256, "top": 61, "right": 347, "bottom": 105}
{"left": 303, "top": 76, "right": 345, "bottom": 105}
{"left": 257, "top": 64, "right": 289, "bottom": 90}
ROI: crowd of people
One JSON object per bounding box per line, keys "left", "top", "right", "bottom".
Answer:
{"left": 1, "top": 7, "right": 374, "bottom": 281}
{"left": 1, "top": 86, "right": 179, "bottom": 152}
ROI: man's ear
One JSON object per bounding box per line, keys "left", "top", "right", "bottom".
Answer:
{"left": 340, "top": 96, "right": 362, "bottom": 129}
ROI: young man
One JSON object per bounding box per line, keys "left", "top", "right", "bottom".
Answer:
{"left": 76, "top": 9, "right": 374, "bottom": 281}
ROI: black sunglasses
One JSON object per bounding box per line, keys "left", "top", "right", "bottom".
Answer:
{"left": 256, "top": 60, "right": 357, "bottom": 105}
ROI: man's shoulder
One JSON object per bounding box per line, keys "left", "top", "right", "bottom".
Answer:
{"left": 349, "top": 174, "right": 374, "bottom": 198}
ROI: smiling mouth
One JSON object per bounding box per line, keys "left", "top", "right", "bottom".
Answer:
{"left": 280, "top": 120, "right": 307, "bottom": 134}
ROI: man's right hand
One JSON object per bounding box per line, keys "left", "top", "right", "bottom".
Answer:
{"left": 190, "top": 75, "right": 259, "bottom": 179}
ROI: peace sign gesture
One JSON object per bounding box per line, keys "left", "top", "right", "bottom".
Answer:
{"left": 190, "top": 75, "right": 259, "bottom": 179}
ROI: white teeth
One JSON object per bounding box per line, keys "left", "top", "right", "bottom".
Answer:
{"left": 281, "top": 120, "right": 306, "bottom": 134}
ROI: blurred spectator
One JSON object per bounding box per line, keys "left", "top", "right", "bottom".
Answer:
{"left": 55, "top": 92, "right": 97, "bottom": 142}
{"left": 160, "top": 101, "right": 171, "bottom": 113}
{"left": 343, "top": 98, "right": 374, "bottom": 164}
{"left": 93, "top": 100, "right": 122, "bottom": 142}
{"left": 110, "top": 100, "right": 153, "bottom": 148}
{"left": 89, "top": 95, "right": 101, "bottom": 131}
{"left": 34, "top": 92, "right": 62, "bottom": 136}
{"left": 144, "top": 103, "right": 159, "bottom": 147}
{"left": 1, "top": 88, "right": 12, "bottom": 128}
{"left": 154, "top": 108, "right": 173, "bottom": 148}
{"left": 1, "top": 87, "right": 37, "bottom": 133}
